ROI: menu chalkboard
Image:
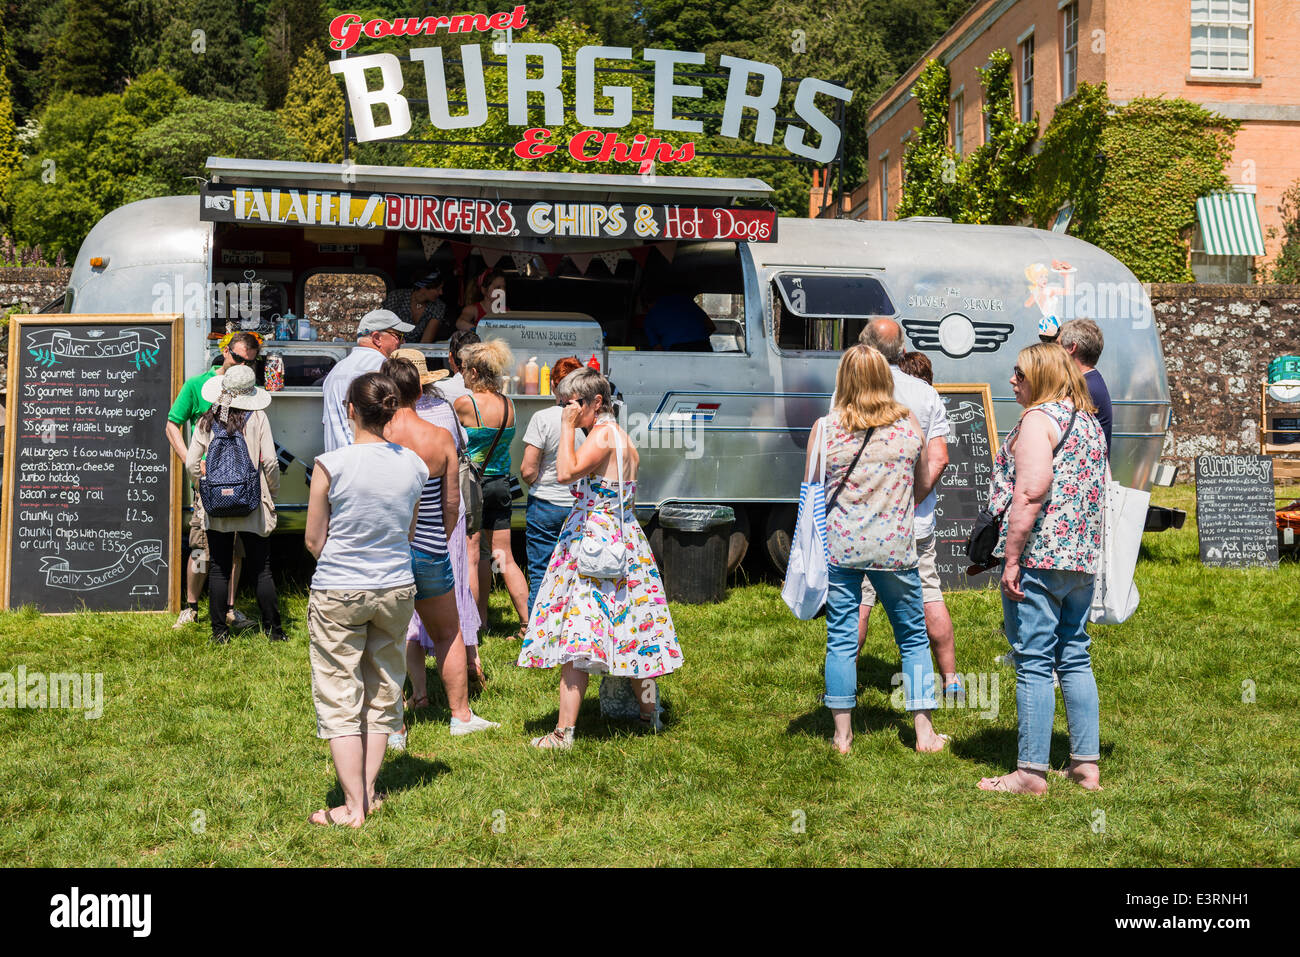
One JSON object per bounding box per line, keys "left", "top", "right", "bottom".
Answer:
{"left": 932, "top": 384, "right": 999, "bottom": 590}
{"left": 1195, "top": 454, "right": 1278, "bottom": 568}
{"left": 1, "top": 315, "right": 183, "bottom": 613}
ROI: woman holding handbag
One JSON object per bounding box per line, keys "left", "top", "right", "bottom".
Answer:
{"left": 978, "top": 343, "right": 1106, "bottom": 795}
{"left": 807, "top": 345, "right": 944, "bottom": 755}
{"left": 517, "top": 368, "right": 682, "bottom": 749}
{"left": 453, "top": 339, "right": 531, "bottom": 636}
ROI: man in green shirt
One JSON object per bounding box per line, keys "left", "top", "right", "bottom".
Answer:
{"left": 165, "top": 332, "right": 261, "bottom": 630}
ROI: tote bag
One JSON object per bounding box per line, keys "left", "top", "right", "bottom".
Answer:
{"left": 782, "top": 419, "right": 830, "bottom": 619}
{"left": 1089, "top": 478, "right": 1148, "bottom": 625}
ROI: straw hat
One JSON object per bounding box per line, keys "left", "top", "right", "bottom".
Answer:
{"left": 201, "top": 364, "right": 272, "bottom": 420}
{"left": 392, "top": 347, "right": 450, "bottom": 386}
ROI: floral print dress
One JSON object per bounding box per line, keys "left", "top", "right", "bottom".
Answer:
{"left": 518, "top": 475, "right": 683, "bottom": 678}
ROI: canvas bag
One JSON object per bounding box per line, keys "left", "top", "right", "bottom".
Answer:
{"left": 1089, "top": 475, "right": 1148, "bottom": 625}
{"left": 782, "top": 419, "right": 830, "bottom": 619}
{"left": 199, "top": 418, "right": 261, "bottom": 518}
{"left": 575, "top": 423, "right": 629, "bottom": 579}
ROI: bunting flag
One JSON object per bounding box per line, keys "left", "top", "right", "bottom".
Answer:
{"left": 597, "top": 249, "right": 622, "bottom": 273}
{"left": 509, "top": 250, "right": 533, "bottom": 272}
{"left": 569, "top": 252, "right": 593, "bottom": 275}
{"left": 541, "top": 252, "right": 564, "bottom": 274}
{"left": 480, "top": 247, "right": 506, "bottom": 268}
{"left": 655, "top": 241, "right": 677, "bottom": 263}
{"left": 629, "top": 246, "right": 652, "bottom": 266}
{"left": 449, "top": 242, "right": 471, "bottom": 267}
{"left": 420, "top": 235, "right": 444, "bottom": 259}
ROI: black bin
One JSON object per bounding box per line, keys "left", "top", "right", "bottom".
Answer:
{"left": 656, "top": 504, "right": 735, "bottom": 604}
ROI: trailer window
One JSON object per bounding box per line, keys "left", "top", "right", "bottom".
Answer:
{"left": 303, "top": 272, "right": 389, "bottom": 340}
{"left": 772, "top": 274, "right": 896, "bottom": 353}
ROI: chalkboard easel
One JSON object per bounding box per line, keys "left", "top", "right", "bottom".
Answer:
{"left": 933, "top": 383, "right": 1000, "bottom": 591}
{"left": 1, "top": 314, "right": 183, "bottom": 614}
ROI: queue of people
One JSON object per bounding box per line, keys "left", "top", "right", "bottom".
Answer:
{"left": 165, "top": 302, "right": 1114, "bottom": 824}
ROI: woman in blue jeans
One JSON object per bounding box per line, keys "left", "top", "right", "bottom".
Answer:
{"left": 807, "top": 345, "right": 945, "bottom": 754}
{"left": 980, "top": 343, "right": 1106, "bottom": 794}
{"left": 519, "top": 356, "right": 585, "bottom": 616}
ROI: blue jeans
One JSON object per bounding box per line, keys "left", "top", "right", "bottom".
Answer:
{"left": 525, "top": 496, "right": 571, "bottom": 616}
{"left": 1002, "top": 566, "right": 1100, "bottom": 771}
{"left": 825, "top": 563, "right": 937, "bottom": 711}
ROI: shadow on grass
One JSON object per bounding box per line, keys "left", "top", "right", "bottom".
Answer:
{"left": 951, "top": 725, "right": 1115, "bottom": 770}
{"left": 786, "top": 700, "right": 909, "bottom": 744}
{"left": 523, "top": 698, "right": 668, "bottom": 740}
{"left": 326, "top": 753, "right": 451, "bottom": 808}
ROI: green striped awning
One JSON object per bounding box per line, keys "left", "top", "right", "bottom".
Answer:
{"left": 1196, "top": 191, "right": 1266, "bottom": 257}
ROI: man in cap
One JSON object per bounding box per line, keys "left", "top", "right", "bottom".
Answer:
{"left": 382, "top": 269, "right": 447, "bottom": 343}
{"left": 321, "top": 308, "right": 413, "bottom": 452}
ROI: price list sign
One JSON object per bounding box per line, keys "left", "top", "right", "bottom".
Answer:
{"left": 1, "top": 315, "right": 182, "bottom": 613}
{"left": 932, "top": 384, "right": 1000, "bottom": 591}
{"left": 1195, "top": 454, "right": 1279, "bottom": 568}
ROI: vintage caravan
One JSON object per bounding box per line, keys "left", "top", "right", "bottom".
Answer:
{"left": 61, "top": 158, "right": 1173, "bottom": 571}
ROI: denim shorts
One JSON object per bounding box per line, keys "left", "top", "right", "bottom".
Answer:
{"left": 410, "top": 545, "right": 455, "bottom": 600}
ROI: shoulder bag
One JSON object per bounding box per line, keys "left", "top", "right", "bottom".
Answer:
{"left": 462, "top": 394, "right": 508, "bottom": 536}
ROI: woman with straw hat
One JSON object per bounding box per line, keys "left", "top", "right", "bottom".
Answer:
{"left": 184, "top": 363, "right": 283, "bottom": 644}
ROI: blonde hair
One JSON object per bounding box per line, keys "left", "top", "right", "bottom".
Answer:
{"left": 1017, "top": 342, "right": 1097, "bottom": 414}
{"left": 461, "top": 338, "right": 514, "bottom": 391}
{"left": 833, "top": 344, "right": 910, "bottom": 433}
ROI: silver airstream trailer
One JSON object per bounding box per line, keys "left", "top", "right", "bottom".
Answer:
{"left": 63, "top": 158, "right": 1173, "bottom": 571}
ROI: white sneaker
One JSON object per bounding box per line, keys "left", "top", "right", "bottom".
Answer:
{"left": 227, "top": 608, "right": 257, "bottom": 631}
{"left": 450, "top": 712, "right": 500, "bottom": 736}
{"left": 173, "top": 607, "right": 198, "bottom": 629}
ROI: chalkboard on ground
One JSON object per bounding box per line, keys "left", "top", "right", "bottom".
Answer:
{"left": 1, "top": 315, "right": 183, "bottom": 613}
{"left": 933, "top": 384, "right": 999, "bottom": 591}
{"left": 1195, "top": 454, "right": 1278, "bottom": 568}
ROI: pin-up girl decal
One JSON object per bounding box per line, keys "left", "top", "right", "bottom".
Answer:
{"left": 1025, "top": 260, "right": 1075, "bottom": 339}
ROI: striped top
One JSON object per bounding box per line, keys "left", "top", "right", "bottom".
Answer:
{"left": 412, "top": 474, "right": 447, "bottom": 557}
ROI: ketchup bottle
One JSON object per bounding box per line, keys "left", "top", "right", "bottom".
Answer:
{"left": 587, "top": 353, "right": 600, "bottom": 371}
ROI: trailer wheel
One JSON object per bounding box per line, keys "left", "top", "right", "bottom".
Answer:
{"left": 764, "top": 504, "right": 796, "bottom": 573}
{"left": 726, "top": 506, "right": 750, "bottom": 575}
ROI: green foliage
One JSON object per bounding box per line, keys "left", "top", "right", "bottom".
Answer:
{"left": 1028, "top": 82, "right": 1109, "bottom": 235}
{"left": 133, "top": 97, "right": 304, "bottom": 195}
{"left": 279, "top": 46, "right": 345, "bottom": 164}
{"left": 895, "top": 59, "right": 959, "bottom": 219}
{"left": 1267, "top": 179, "right": 1300, "bottom": 283}
{"left": 261, "top": 0, "right": 326, "bottom": 109}
{"left": 0, "top": 20, "right": 20, "bottom": 227}
{"left": 960, "top": 48, "right": 1036, "bottom": 224}
{"left": 159, "top": 0, "right": 259, "bottom": 101}
{"left": 48, "top": 0, "right": 132, "bottom": 94}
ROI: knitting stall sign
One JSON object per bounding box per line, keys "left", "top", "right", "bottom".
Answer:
{"left": 325, "top": 5, "right": 853, "bottom": 166}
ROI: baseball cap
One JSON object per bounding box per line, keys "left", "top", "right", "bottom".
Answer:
{"left": 357, "top": 308, "right": 415, "bottom": 335}
{"left": 413, "top": 269, "right": 443, "bottom": 289}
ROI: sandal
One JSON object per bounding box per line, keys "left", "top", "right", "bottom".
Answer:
{"left": 404, "top": 693, "right": 429, "bottom": 713}
{"left": 529, "top": 727, "right": 575, "bottom": 750}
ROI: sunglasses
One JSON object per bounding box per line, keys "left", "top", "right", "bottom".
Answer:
{"left": 377, "top": 328, "right": 405, "bottom": 344}
{"left": 229, "top": 351, "right": 258, "bottom": 365}
{"left": 1012, "top": 366, "right": 1026, "bottom": 382}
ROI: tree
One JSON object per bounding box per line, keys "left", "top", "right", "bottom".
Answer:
{"left": 1268, "top": 179, "right": 1300, "bottom": 283}
{"left": 260, "top": 0, "right": 325, "bottom": 109}
{"left": 895, "top": 59, "right": 959, "bottom": 219}
{"left": 1028, "top": 81, "right": 1109, "bottom": 234}
{"left": 48, "top": 0, "right": 131, "bottom": 94}
{"left": 0, "top": 6, "right": 22, "bottom": 225}
{"left": 159, "top": 0, "right": 259, "bottom": 100}
{"left": 960, "top": 48, "right": 1036, "bottom": 224}
{"left": 279, "top": 45, "right": 344, "bottom": 164}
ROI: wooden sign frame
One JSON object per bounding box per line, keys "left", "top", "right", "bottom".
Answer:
{"left": 935, "top": 383, "right": 1000, "bottom": 455}
{"left": 1, "top": 314, "right": 184, "bottom": 614}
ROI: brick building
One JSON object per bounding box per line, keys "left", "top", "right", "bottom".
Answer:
{"left": 817, "top": 0, "right": 1300, "bottom": 281}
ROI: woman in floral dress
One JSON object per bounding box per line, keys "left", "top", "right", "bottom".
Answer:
{"left": 518, "top": 368, "right": 682, "bottom": 749}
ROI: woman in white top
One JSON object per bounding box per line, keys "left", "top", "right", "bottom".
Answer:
{"left": 184, "top": 364, "right": 281, "bottom": 644}
{"left": 305, "top": 372, "right": 429, "bottom": 827}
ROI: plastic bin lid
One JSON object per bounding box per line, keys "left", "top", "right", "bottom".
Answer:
{"left": 657, "top": 504, "right": 735, "bottom": 531}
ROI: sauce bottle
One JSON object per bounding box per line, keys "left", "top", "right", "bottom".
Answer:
{"left": 587, "top": 353, "right": 600, "bottom": 371}
{"left": 539, "top": 362, "right": 551, "bottom": 396}
{"left": 524, "top": 356, "right": 539, "bottom": 394}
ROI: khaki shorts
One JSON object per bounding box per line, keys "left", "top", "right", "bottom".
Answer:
{"left": 188, "top": 494, "right": 244, "bottom": 558}
{"left": 308, "top": 584, "right": 417, "bottom": 739}
{"left": 862, "top": 534, "right": 944, "bottom": 607}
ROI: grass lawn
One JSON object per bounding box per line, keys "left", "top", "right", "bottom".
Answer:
{"left": 1, "top": 486, "right": 1297, "bottom": 867}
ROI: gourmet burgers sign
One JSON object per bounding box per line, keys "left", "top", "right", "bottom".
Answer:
{"left": 326, "top": 5, "right": 853, "bottom": 165}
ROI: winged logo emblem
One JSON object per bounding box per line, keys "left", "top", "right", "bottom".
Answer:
{"left": 901, "top": 313, "right": 1015, "bottom": 359}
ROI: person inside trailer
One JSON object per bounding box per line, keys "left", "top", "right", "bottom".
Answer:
{"left": 642, "top": 292, "right": 715, "bottom": 352}
{"left": 382, "top": 268, "right": 448, "bottom": 344}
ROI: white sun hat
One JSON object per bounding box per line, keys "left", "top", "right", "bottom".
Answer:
{"left": 201, "top": 363, "right": 272, "bottom": 419}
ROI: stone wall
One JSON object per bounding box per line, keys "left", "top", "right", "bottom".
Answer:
{"left": 1149, "top": 283, "right": 1300, "bottom": 476}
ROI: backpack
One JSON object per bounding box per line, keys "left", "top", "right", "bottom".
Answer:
{"left": 199, "top": 418, "right": 261, "bottom": 518}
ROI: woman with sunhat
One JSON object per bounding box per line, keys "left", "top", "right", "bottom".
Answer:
{"left": 184, "top": 363, "right": 283, "bottom": 644}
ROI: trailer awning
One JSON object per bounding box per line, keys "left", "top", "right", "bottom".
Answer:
{"left": 204, "top": 157, "right": 773, "bottom": 205}
{"left": 1195, "top": 190, "right": 1265, "bottom": 257}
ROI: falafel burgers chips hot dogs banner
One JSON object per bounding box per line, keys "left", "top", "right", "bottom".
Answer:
{"left": 199, "top": 184, "right": 777, "bottom": 242}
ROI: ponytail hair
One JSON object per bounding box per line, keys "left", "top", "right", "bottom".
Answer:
{"left": 460, "top": 338, "right": 514, "bottom": 391}
{"left": 347, "top": 372, "right": 402, "bottom": 435}
{"left": 379, "top": 356, "right": 423, "bottom": 407}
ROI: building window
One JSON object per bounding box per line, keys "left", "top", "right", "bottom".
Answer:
{"left": 1191, "top": 0, "right": 1253, "bottom": 75}
{"left": 1020, "top": 35, "right": 1035, "bottom": 122}
{"left": 951, "top": 94, "right": 964, "bottom": 155}
{"left": 1062, "top": 2, "right": 1079, "bottom": 99}
{"left": 879, "top": 155, "right": 889, "bottom": 220}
